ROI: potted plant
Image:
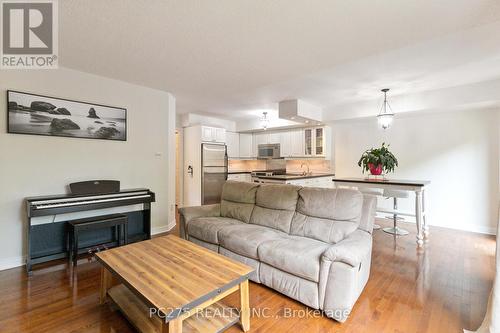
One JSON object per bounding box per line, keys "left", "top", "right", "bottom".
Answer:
{"left": 358, "top": 143, "right": 398, "bottom": 176}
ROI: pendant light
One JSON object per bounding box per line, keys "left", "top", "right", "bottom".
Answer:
{"left": 377, "top": 88, "right": 394, "bottom": 130}
{"left": 261, "top": 111, "right": 269, "bottom": 130}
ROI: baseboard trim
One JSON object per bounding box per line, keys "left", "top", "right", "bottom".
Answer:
{"left": 376, "top": 213, "right": 497, "bottom": 235}
{"left": 152, "top": 220, "right": 176, "bottom": 235}
{"left": 0, "top": 256, "right": 25, "bottom": 271}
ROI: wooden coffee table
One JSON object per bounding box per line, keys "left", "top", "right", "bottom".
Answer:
{"left": 95, "top": 235, "right": 254, "bottom": 333}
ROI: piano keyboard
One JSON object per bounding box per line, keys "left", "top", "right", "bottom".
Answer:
{"left": 31, "top": 191, "right": 151, "bottom": 209}
{"left": 33, "top": 194, "right": 152, "bottom": 209}
{"left": 26, "top": 188, "right": 155, "bottom": 217}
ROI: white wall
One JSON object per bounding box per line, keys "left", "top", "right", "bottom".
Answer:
{"left": 331, "top": 109, "right": 499, "bottom": 234}
{"left": 0, "top": 67, "right": 176, "bottom": 270}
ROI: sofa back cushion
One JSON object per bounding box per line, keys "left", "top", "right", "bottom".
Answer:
{"left": 220, "top": 181, "right": 259, "bottom": 223}
{"left": 290, "top": 188, "right": 363, "bottom": 243}
{"left": 249, "top": 184, "right": 301, "bottom": 233}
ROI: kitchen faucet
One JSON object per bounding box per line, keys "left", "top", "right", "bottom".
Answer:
{"left": 300, "top": 161, "right": 310, "bottom": 176}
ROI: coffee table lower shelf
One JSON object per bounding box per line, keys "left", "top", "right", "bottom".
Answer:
{"left": 108, "top": 284, "right": 240, "bottom": 333}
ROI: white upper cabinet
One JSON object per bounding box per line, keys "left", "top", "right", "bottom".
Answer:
{"left": 201, "top": 126, "right": 213, "bottom": 142}
{"left": 289, "top": 129, "right": 304, "bottom": 157}
{"left": 219, "top": 126, "right": 329, "bottom": 159}
{"left": 201, "top": 126, "right": 226, "bottom": 143}
{"left": 252, "top": 132, "right": 270, "bottom": 156}
{"left": 215, "top": 127, "right": 226, "bottom": 143}
{"left": 226, "top": 131, "right": 240, "bottom": 158}
{"left": 303, "top": 126, "right": 329, "bottom": 157}
{"left": 269, "top": 132, "right": 281, "bottom": 144}
{"left": 239, "top": 133, "right": 253, "bottom": 158}
{"left": 314, "top": 127, "right": 324, "bottom": 156}
{"left": 279, "top": 131, "right": 291, "bottom": 157}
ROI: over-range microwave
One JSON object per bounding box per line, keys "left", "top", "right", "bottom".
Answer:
{"left": 257, "top": 143, "right": 281, "bottom": 159}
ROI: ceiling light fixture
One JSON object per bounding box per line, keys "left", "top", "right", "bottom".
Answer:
{"left": 377, "top": 88, "right": 394, "bottom": 130}
{"left": 261, "top": 111, "right": 269, "bottom": 130}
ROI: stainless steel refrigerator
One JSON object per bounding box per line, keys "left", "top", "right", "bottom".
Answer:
{"left": 201, "top": 143, "right": 228, "bottom": 205}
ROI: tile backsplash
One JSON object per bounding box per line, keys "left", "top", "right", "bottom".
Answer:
{"left": 229, "top": 159, "right": 332, "bottom": 173}
{"left": 228, "top": 159, "right": 266, "bottom": 172}
{"left": 286, "top": 159, "right": 332, "bottom": 173}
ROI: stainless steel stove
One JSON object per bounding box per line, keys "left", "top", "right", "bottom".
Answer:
{"left": 250, "top": 169, "right": 286, "bottom": 183}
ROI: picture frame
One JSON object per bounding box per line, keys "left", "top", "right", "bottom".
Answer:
{"left": 7, "top": 90, "right": 127, "bottom": 141}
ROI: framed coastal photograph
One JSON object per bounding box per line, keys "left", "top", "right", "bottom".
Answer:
{"left": 7, "top": 90, "right": 127, "bottom": 141}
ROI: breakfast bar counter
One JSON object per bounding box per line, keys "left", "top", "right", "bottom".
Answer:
{"left": 332, "top": 177, "right": 430, "bottom": 247}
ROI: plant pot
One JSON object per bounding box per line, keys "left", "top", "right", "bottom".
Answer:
{"left": 368, "top": 163, "right": 383, "bottom": 175}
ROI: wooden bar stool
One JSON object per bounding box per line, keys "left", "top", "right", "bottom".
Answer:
{"left": 382, "top": 189, "right": 409, "bottom": 236}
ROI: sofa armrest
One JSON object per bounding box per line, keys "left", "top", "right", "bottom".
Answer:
{"left": 178, "top": 204, "right": 220, "bottom": 239}
{"left": 321, "top": 229, "right": 372, "bottom": 267}
{"left": 358, "top": 194, "right": 377, "bottom": 234}
{"left": 319, "top": 229, "right": 373, "bottom": 322}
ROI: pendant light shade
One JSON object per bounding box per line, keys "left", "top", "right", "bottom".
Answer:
{"left": 377, "top": 88, "right": 394, "bottom": 130}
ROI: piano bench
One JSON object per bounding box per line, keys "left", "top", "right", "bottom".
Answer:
{"left": 67, "top": 214, "right": 128, "bottom": 267}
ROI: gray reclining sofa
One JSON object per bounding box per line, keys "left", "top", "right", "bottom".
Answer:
{"left": 179, "top": 181, "right": 376, "bottom": 322}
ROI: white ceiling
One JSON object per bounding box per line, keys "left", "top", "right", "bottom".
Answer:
{"left": 59, "top": 1, "right": 500, "bottom": 121}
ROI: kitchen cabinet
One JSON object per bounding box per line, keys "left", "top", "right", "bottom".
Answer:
{"left": 239, "top": 133, "right": 253, "bottom": 158}
{"left": 290, "top": 129, "right": 304, "bottom": 157}
{"left": 215, "top": 127, "right": 226, "bottom": 143}
{"left": 253, "top": 132, "right": 270, "bottom": 156}
{"left": 256, "top": 175, "right": 334, "bottom": 188}
{"left": 223, "top": 126, "right": 330, "bottom": 159}
{"left": 201, "top": 126, "right": 226, "bottom": 143}
{"left": 304, "top": 127, "right": 328, "bottom": 157}
{"left": 279, "top": 129, "right": 304, "bottom": 158}
{"left": 226, "top": 131, "right": 240, "bottom": 158}
{"left": 269, "top": 132, "right": 281, "bottom": 144}
{"left": 314, "top": 127, "right": 324, "bottom": 155}
{"left": 285, "top": 176, "right": 334, "bottom": 188}
{"left": 279, "top": 131, "right": 291, "bottom": 157}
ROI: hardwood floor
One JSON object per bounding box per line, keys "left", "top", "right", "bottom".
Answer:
{"left": 0, "top": 218, "right": 495, "bottom": 333}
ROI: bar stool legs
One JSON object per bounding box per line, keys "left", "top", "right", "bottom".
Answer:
{"left": 383, "top": 197, "right": 409, "bottom": 236}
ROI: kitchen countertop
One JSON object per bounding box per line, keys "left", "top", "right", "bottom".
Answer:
{"left": 228, "top": 171, "right": 252, "bottom": 174}
{"left": 332, "top": 177, "right": 430, "bottom": 187}
{"left": 257, "top": 173, "right": 335, "bottom": 181}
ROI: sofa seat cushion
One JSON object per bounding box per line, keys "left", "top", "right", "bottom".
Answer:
{"left": 258, "top": 236, "right": 330, "bottom": 282}
{"left": 218, "top": 224, "right": 287, "bottom": 259}
{"left": 187, "top": 217, "right": 243, "bottom": 244}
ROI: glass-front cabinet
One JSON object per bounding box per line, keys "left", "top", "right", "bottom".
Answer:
{"left": 304, "top": 128, "right": 313, "bottom": 155}
{"left": 315, "top": 127, "right": 324, "bottom": 155}
{"left": 304, "top": 127, "right": 325, "bottom": 157}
